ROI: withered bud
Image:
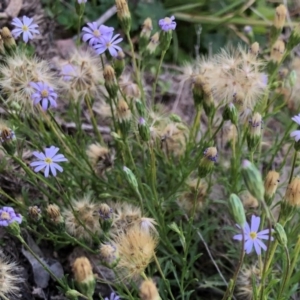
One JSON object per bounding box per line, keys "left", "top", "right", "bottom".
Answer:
{"left": 285, "top": 177, "right": 300, "bottom": 206}
{"left": 249, "top": 42, "right": 259, "bottom": 56}
{"left": 104, "top": 65, "right": 118, "bottom": 98}
{"left": 99, "top": 203, "right": 113, "bottom": 220}
{"left": 116, "top": 99, "right": 131, "bottom": 122}
{"left": 141, "top": 18, "right": 153, "bottom": 38}
{"left": 46, "top": 204, "right": 63, "bottom": 224}
{"left": 264, "top": 170, "right": 280, "bottom": 199}
{"left": 274, "top": 4, "right": 287, "bottom": 30}
{"left": 0, "top": 27, "right": 16, "bottom": 49}
{"left": 28, "top": 206, "right": 41, "bottom": 221}
{"left": 271, "top": 40, "right": 285, "bottom": 63}
{"left": 139, "top": 279, "right": 160, "bottom": 300}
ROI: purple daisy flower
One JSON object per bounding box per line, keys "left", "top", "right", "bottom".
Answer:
{"left": 158, "top": 16, "right": 176, "bottom": 32}
{"left": 104, "top": 292, "right": 120, "bottom": 300}
{"left": 82, "top": 22, "right": 114, "bottom": 46}
{"left": 0, "top": 207, "right": 22, "bottom": 227}
{"left": 233, "top": 215, "right": 273, "bottom": 255}
{"left": 93, "top": 32, "right": 123, "bottom": 57}
{"left": 30, "top": 146, "right": 68, "bottom": 177}
{"left": 78, "top": 0, "right": 87, "bottom": 3}
{"left": 11, "top": 16, "right": 40, "bottom": 43}
{"left": 30, "top": 82, "right": 58, "bottom": 111}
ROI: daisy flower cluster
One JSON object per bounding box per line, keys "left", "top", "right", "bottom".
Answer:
{"left": 82, "top": 22, "right": 123, "bottom": 57}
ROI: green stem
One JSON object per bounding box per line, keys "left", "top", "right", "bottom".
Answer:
{"left": 153, "top": 253, "right": 176, "bottom": 300}
{"left": 17, "top": 235, "right": 65, "bottom": 288}
{"left": 85, "top": 95, "right": 104, "bottom": 144}
{"left": 289, "top": 151, "right": 297, "bottom": 184}
{"left": 190, "top": 105, "right": 202, "bottom": 142}
{"left": 211, "top": 119, "right": 224, "bottom": 141}
{"left": 152, "top": 50, "right": 166, "bottom": 103}
{"left": 277, "top": 246, "right": 291, "bottom": 299}
{"left": 222, "top": 230, "right": 245, "bottom": 300}
{"left": 149, "top": 143, "right": 159, "bottom": 204}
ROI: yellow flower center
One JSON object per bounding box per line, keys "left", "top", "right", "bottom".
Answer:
{"left": 250, "top": 232, "right": 257, "bottom": 240}
{"left": 41, "top": 89, "right": 49, "bottom": 98}
{"left": 106, "top": 42, "right": 111, "bottom": 48}
{"left": 45, "top": 157, "right": 52, "bottom": 164}
{"left": 164, "top": 17, "right": 171, "bottom": 24}
{"left": 1, "top": 212, "right": 10, "bottom": 220}
{"left": 93, "top": 29, "right": 100, "bottom": 37}
{"left": 22, "top": 25, "right": 29, "bottom": 32}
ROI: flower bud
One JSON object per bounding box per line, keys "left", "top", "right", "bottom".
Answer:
{"left": 75, "top": 1, "right": 86, "bottom": 16}
{"left": 115, "top": 0, "right": 131, "bottom": 34}
{"left": 65, "top": 289, "right": 81, "bottom": 300}
{"left": 241, "top": 160, "right": 265, "bottom": 201}
{"left": 0, "top": 34, "right": 4, "bottom": 54}
{"left": 104, "top": 65, "right": 118, "bottom": 98}
{"left": 169, "top": 114, "right": 182, "bottom": 123}
{"left": 287, "top": 23, "right": 300, "bottom": 51}
{"left": 113, "top": 50, "right": 125, "bottom": 78}
{"left": 274, "top": 223, "right": 287, "bottom": 246}
{"left": 271, "top": 40, "right": 285, "bottom": 63}
{"left": 138, "top": 117, "right": 151, "bottom": 142}
{"left": 139, "top": 279, "right": 160, "bottom": 300}
{"left": 123, "top": 166, "right": 139, "bottom": 191}
{"left": 288, "top": 70, "right": 297, "bottom": 87}
{"left": 198, "top": 147, "right": 217, "bottom": 178}
{"left": 285, "top": 177, "right": 300, "bottom": 206}
{"left": 228, "top": 194, "right": 246, "bottom": 226}
{"left": 247, "top": 112, "right": 262, "bottom": 152}
{"left": 72, "top": 257, "right": 96, "bottom": 298}
{"left": 135, "top": 99, "right": 146, "bottom": 117}
{"left": 139, "top": 18, "right": 153, "bottom": 52}
{"left": 223, "top": 103, "right": 238, "bottom": 125}
{"left": 0, "top": 27, "right": 16, "bottom": 50}
{"left": 144, "top": 32, "right": 159, "bottom": 58}
{"left": 264, "top": 170, "right": 280, "bottom": 201}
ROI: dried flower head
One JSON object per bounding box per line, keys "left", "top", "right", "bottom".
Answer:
{"left": 86, "top": 143, "right": 113, "bottom": 176}
{"left": 274, "top": 4, "right": 287, "bottom": 29}
{"left": 59, "top": 49, "right": 103, "bottom": 101}
{"left": 198, "top": 47, "right": 267, "bottom": 110}
{"left": 72, "top": 256, "right": 96, "bottom": 298}
{"left": 0, "top": 27, "right": 16, "bottom": 49}
{"left": 116, "top": 99, "right": 131, "bottom": 122}
{"left": 285, "top": 177, "right": 300, "bottom": 206}
{"left": 145, "top": 32, "right": 160, "bottom": 55}
{"left": 139, "top": 279, "right": 160, "bottom": 300}
{"left": 249, "top": 42, "right": 259, "bottom": 57}
{"left": 221, "top": 121, "right": 237, "bottom": 147}
{"left": 115, "top": 0, "right": 131, "bottom": 21}
{"left": 99, "top": 203, "right": 113, "bottom": 220}
{"left": 141, "top": 18, "right": 153, "bottom": 39}
{"left": 0, "top": 251, "right": 23, "bottom": 298}
{"left": 72, "top": 257, "right": 94, "bottom": 284}
{"left": 46, "top": 204, "right": 63, "bottom": 225}
{"left": 63, "top": 196, "right": 101, "bottom": 242}
{"left": 240, "top": 191, "right": 259, "bottom": 209}
{"left": 177, "top": 178, "right": 208, "bottom": 217}
{"left": 0, "top": 121, "right": 16, "bottom": 145}
{"left": 28, "top": 205, "right": 41, "bottom": 222}
{"left": 236, "top": 265, "right": 261, "bottom": 300}
{"left": 198, "top": 147, "right": 218, "bottom": 178}
{"left": 271, "top": 40, "right": 285, "bottom": 63}
{"left": 111, "top": 203, "right": 142, "bottom": 236}
{"left": 0, "top": 51, "right": 57, "bottom": 112}
{"left": 160, "top": 123, "right": 188, "bottom": 157}
{"left": 119, "top": 75, "right": 141, "bottom": 99}
{"left": 114, "top": 225, "right": 158, "bottom": 280}
{"left": 99, "top": 242, "right": 119, "bottom": 265}
{"left": 264, "top": 171, "right": 280, "bottom": 199}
